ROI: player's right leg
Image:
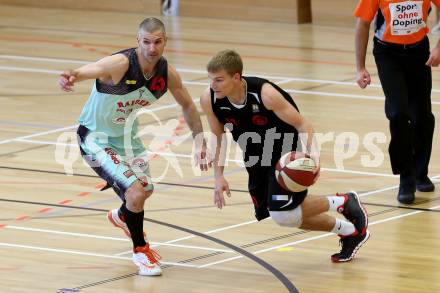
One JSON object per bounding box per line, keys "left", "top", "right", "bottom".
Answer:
{"left": 77, "top": 126, "right": 161, "bottom": 275}
{"left": 330, "top": 191, "right": 368, "bottom": 235}
{"left": 77, "top": 126, "right": 144, "bottom": 238}
{"left": 123, "top": 181, "right": 161, "bottom": 276}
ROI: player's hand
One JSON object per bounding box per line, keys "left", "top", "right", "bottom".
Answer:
{"left": 193, "top": 139, "right": 212, "bottom": 171}
{"left": 356, "top": 68, "right": 371, "bottom": 89}
{"left": 313, "top": 162, "right": 321, "bottom": 183}
{"left": 214, "top": 176, "right": 231, "bottom": 209}
{"left": 59, "top": 70, "right": 77, "bottom": 92}
{"left": 308, "top": 153, "right": 321, "bottom": 183}
{"left": 426, "top": 45, "right": 440, "bottom": 67}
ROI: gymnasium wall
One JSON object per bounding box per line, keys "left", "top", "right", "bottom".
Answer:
{"left": 0, "top": 0, "right": 311, "bottom": 24}
{"left": 178, "top": 0, "right": 310, "bottom": 24}
{"left": 0, "top": 0, "right": 437, "bottom": 26}
{"left": 0, "top": 0, "right": 160, "bottom": 14}
{"left": 312, "top": 0, "right": 357, "bottom": 26}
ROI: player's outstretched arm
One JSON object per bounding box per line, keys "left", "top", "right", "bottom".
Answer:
{"left": 58, "top": 54, "right": 128, "bottom": 92}
{"left": 168, "top": 64, "right": 210, "bottom": 171}
{"left": 200, "top": 87, "right": 231, "bottom": 209}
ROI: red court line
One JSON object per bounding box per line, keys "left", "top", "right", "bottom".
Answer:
{"left": 58, "top": 199, "right": 72, "bottom": 205}
{"left": 77, "top": 192, "right": 91, "bottom": 197}
{"left": 0, "top": 181, "right": 91, "bottom": 185}
{"left": 4, "top": 33, "right": 440, "bottom": 76}
{"left": 0, "top": 115, "right": 187, "bottom": 228}
{"left": 3, "top": 24, "right": 357, "bottom": 54}
{"left": 16, "top": 215, "right": 30, "bottom": 221}
{"left": 38, "top": 207, "right": 53, "bottom": 213}
{"left": 0, "top": 35, "right": 125, "bottom": 50}
{"left": 95, "top": 182, "right": 107, "bottom": 189}
{"left": 0, "top": 88, "right": 188, "bottom": 232}
{"left": 0, "top": 266, "right": 21, "bottom": 271}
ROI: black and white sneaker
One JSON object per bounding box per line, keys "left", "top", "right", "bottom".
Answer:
{"left": 337, "top": 191, "right": 368, "bottom": 235}
{"left": 331, "top": 230, "right": 370, "bottom": 263}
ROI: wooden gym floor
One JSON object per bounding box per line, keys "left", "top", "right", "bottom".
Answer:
{"left": 0, "top": 4, "right": 439, "bottom": 293}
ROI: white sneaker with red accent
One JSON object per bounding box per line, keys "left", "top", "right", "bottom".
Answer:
{"left": 133, "top": 244, "right": 162, "bottom": 276}
{"left": 107, "top": 208, "right": 146, "bottom": 239}
{"left": 107, "top": 209, "right": 131, "bottom": 238}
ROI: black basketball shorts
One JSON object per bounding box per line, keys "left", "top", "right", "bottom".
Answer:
{"left": 247, "top": 165, "right": 307, "bottom": 221}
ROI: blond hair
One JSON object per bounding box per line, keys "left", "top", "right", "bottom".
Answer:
{"left": 207, "top": 50, "right": 243, "bottom": 76}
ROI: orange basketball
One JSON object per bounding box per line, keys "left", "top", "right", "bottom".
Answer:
{"left": 275, "top": 151, "right": 317, "bottom": 192}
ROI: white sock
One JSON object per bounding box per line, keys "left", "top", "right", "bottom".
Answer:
{"left": 331, "top": 218, "right": 356, "bottom": 236}
{"left": 327, "top": 195, "right": 345, "bottom": 211}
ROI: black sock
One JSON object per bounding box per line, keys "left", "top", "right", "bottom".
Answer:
{"left": 120, "top": 203, "right": 147, "bottom": 249}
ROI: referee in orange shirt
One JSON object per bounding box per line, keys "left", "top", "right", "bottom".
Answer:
{"left": 354, "top": 0, "right": 439, "bottom": 204}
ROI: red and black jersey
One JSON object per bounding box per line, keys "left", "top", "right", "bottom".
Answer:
{"left": 211, "top": 76, "right": 300, "bottom": 168}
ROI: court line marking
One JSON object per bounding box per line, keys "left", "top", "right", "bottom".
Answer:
{"left": 359, "top": 175, "right": 440, "bottom": 198}
{"left": 0, "top": 125, "right": 78, "bottom": 145}
{"left": 198, "top": 203, "right": 440, "bottom": 268}
{"left": 3, "top": 197, "right": 439, "bottom": 269}
{"left": 0, "top": 242, "right": 196, "bottom": 268}
{"left": 2, "top": 55, "right": 438, "bottom": 268}
{"left": 0, "top": 120, "right": 64, "bottom": 129}
{"left": 197, "top": 176, "right": 438, "bottom": 267}
{"left": 154, "top": 175, "right": 434, "bottom": 260}
{"left": 182, "top": 80, "right": 440, "bottom": 105}
{"left": 114, "top": 176, "right": 438, "bottom": 256}
{"left": 4, "top": 225, "right": 233, "bottom": 253}
{"left": 2, "top": 53, "right": 440, "bottom": 96}
{"left": 1, "top": 184, "right": 437, "bottom": 290}
{"left": 0, "top": 97, "right": 197, "bottom": 145}
{"left": 0, "top": 54, "right": 90, "bottom": 64}
{"left": 9, "top": 137, "right": 401, "bottom": 179}
{"left": 0, "top": 199, "right": 299, "bottom": 291}
{"left": 2, "top": 65, "right": 440, "bottom": 105}
{"left": 0, "top": 65, "right": 62, "bottom": 74}
{"left": 1, "top": 54, "right": 440, "bottom": 93}
{"left": 115, "top": 219, "right": 258, "bottom": 256}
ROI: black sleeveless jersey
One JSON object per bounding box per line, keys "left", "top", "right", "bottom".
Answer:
{"left": 96, "top": 47, "right": 168, "bottom": 98}
{"left": 211, "top": 76, "right": 300, "bottom": 168}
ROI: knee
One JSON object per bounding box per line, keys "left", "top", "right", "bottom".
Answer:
{"left": 423, "top": 112, "right": 435, "bottom": 126}
{"left": 388, "top": 112, "right": 410, "bottom": 125}
{"left": 269, "top": 207, "right": 303, "bottom": 228}
{"left": 125, "top": 181, "right": 153, "bottom": 211}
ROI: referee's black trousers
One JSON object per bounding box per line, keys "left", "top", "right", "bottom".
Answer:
{"left": 373, "top": 37, "right": 435, "bottom": 180}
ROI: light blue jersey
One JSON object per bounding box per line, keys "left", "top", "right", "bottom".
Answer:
{"left": 77, "top": 48, "right": 169, "bottom": 195}
{"left": 79, "top": 48, "right": 168, "bottom": 139}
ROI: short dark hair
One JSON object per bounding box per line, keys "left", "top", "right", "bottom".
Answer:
{"left": 207, "top": 50, "right": 243, "bottom": 76}
{"left": 139, "top": 17, "right": 166, "bottom": 34}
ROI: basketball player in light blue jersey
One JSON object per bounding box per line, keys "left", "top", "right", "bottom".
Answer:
{"left": 59, "top": 17, "right": 210, "bottom": 276}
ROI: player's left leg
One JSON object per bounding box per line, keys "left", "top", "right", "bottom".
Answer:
{"left": 266, "top": 166, "right": 369, "bottom": 262}
{"left": 300, "top": 196, "right": 370, "bottom": 263}
{"left": 269, "top": 195, "right": 369, "bottom": 263}
{"left": 407, "top": 41, "right": 435, "bottom": 193}
{"left": 122, "top": 147, "right": 161, "bottom": 276}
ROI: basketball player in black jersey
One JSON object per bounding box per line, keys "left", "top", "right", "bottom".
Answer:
{"left": 200, "top": 50, "right": 370, "bottom": 262}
